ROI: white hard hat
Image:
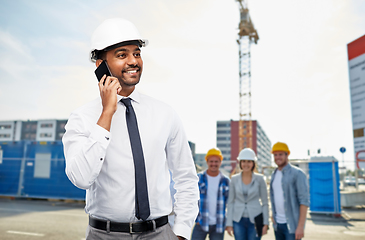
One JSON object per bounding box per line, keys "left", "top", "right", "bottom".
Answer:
{"left": 90, "top": 18, "right": 148, "bottom": 62}
{"left": 237, "top": 148, "right": 257, "bottom": 161}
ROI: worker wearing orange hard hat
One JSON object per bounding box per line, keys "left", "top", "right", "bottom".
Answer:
{"left": 269, "top": 142, "right": 309, "bottom": 240}
{"left": 192, "top": 148, "right": 230, "bottom": 240}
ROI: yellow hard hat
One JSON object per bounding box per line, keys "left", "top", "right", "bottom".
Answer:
{"left": 205, "top": 148, "right": 223, "bottom": 161}
{"left": 271, "top": 142, "right": 290, "bottom": 155}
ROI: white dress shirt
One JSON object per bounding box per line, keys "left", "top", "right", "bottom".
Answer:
{"left": 62, "top": 90, "right": 199, "bottom": 239}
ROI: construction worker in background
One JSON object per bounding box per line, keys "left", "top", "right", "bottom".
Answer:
{"left": 225, "top": 148, "right": 269, "bottom": 240}
{"left": 62, "top": 18, "right": 199, "bottom": 240}
{"left": 270, "top": 142, "right": 309, "bottom": 240}
{"left": 191, "top": 148, "right": 230, "bottom": 240}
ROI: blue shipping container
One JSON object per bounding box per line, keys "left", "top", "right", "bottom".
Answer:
{"left": 0, "top": 141, "right": 85, "bottom": 200}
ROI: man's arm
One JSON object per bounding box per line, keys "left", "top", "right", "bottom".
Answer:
{"left": 294, "top": 169, "right": 309, "bottom": 240}
{"left": 295, "top": 204, "right": 308, "bottom": 240}
{"left": 166, "top": 111, "right": 199, "bottom": 239}
{"left": 63, "top": 76, "right": 121, "bottom": 189}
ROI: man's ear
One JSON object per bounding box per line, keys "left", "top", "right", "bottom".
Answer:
{"left": 95, "top": 59, "right": 103, "bottom": 68}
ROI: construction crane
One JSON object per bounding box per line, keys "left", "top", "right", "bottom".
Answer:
{"left": 236, "top": 0, "right": 259, "bottom": 152}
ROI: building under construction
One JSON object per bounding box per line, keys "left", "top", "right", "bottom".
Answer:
{"left": 216, "top": 120, "right": 271, "bottom": 172}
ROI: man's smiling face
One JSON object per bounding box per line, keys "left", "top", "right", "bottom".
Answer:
{"left": 106, "top": 44, "right": 143, "bottom": 88}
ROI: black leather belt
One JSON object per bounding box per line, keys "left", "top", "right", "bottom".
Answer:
{"left": 89, "top": 215, "right": 168, "bottom": 233}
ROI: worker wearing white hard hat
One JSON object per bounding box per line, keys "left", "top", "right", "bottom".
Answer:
{"left": 225, "top": 148, "right": 269, "bottom": 240}
{"left": 62, "top": 18, "right": 199, "bottom": 240}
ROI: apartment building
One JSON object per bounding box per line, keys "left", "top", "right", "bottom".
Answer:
{"left": 0, "top": 120, "right": 67, "bottom": 142}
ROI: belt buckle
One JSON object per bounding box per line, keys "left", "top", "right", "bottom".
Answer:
{"left": 129, "top": 220, "right": 156, "bottom": 233}
{"left": 129, "top": 222, "right": 135, "bottom": 234}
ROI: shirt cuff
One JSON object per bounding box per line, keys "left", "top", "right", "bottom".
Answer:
{"left": 173, "top": 223, "right": 192, "bottom": 240}
{"left": 89, "top": 124, "right": 111, "bottom": 149}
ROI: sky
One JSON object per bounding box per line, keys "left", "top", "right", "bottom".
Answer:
{"left": 0, "top": 0, "right": 364, "bottom": 170}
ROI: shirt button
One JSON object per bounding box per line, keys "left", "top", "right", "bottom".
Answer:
{"left": 100, "top": 158, "right": 103, "bottom": 161}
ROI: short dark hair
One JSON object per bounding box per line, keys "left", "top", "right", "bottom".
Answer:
{"left": 96, "top": 40, "right": 142, "bottom": 61}
{"left": 97, "top": 50, "right": 107, "bottom": 60}
{"left": 239, "top": 160, "right": 256, "bottom": 172}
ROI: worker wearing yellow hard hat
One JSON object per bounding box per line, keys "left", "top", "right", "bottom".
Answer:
{"left": 269, "top": 142, "right": 309, "bottom": 240}
{"left": 271, "top": 142, "right": 290, "bottom": 155}
{"left": 192, "top": 148, "right": 230, "bottom": 240}
{"left": 205, "top": 147, "right": 223, "bottom": 161}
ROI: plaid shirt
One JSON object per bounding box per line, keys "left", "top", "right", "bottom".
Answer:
{"left": 196, "top": 171, "right": 230, "bottom": 233}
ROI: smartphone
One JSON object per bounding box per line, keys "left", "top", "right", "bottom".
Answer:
{"left": 94, "top": 61, "right": 112, "bottom": 85}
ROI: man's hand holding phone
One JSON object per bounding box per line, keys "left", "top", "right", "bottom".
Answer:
{"left": 99, "top": 74, "right": 121, "bottom": 111}
{"left": 95, "top": 61, "right": 121, "bottom": 131}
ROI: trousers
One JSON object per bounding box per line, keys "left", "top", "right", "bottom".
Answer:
{"left": 274, "top": 223, "right": 297, "bottom": 240}
{"left": 233, "top": 217, "right": 260, "bottom": 240}
{"left": 191, "top": 224, "right": 224, "bottom": 240}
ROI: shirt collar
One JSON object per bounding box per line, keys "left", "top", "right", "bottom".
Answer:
{"left": 117, "top": 90, "right": 141, "bottom": 104}
{"left": 281, "top": 163, "right": 292, "bottom": 172}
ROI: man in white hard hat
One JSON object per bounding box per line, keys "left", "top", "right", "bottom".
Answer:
{"left": 62, "top": 18, "right": 199, "bottom": 240}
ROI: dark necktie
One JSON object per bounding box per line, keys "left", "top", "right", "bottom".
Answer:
{"left": 121, "top": 98, "right": 150, "bottom": 221}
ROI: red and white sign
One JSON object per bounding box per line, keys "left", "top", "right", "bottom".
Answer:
{"left": 348, "top": 35, "right": 365, "bottom": 169}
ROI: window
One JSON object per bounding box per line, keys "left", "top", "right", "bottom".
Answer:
{"left": 0, "top": 125, "right": 11, "bottom": 129}
{"left": 217, "top": 130, "right": 230, "bottom": 134}
{"left": 217, "top": 143, "right": 231, "bottom": 147}
{"left": 217, "top": 123, "right": 230, "bottom": 127}
{"left": 24, "top": 133, "right": 36, "bottom": 140}
{"left": 40, "top": 123, "right": 53, "bottom": 128}
{"left": 217, "top": 137, "right": 230, "bottom": 141}
{"left": 40, "top": 133, "right": 52, "bottom": 138}
{"left": 0, "top": 134, "right": 10, "bottom": 138}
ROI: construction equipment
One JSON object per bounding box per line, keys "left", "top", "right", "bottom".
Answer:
{"left": 235, "top": 0, "right": 259, "bottom": 151}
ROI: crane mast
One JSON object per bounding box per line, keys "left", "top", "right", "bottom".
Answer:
{"left": 236, "top": 0, "right": 258, "bottom": 152}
